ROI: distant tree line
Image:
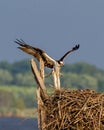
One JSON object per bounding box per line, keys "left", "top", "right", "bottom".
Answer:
{"left": 0, "top": 59, "right": 104, "bottom": 92}
{"left": 0, "top": 86, "right": 36, "bottom": 112}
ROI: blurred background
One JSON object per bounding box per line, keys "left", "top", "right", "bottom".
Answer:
{"left": 0, "top": 0, "right": 104, "bottom": 129}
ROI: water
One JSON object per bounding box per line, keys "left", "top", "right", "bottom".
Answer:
{"left": 0, "top": 117, "right": 38, "bottom": 130}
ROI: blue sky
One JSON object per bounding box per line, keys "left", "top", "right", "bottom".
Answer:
{"left": 0, "top": 0, "right": 104, "bottom": 70}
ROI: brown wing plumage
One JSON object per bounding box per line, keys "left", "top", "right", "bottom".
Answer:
{"left": 15, "top": 39, "right": 80, "bottom": 68}
{"left": 58, "top": 44, "right": 80, "bottom": 62}
{"left": 15, "top": 39, "right": 55, "bottom": 68}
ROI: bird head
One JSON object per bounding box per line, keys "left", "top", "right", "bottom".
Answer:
{"left": 58, "top": 61, "right": 64, "bottom": 66}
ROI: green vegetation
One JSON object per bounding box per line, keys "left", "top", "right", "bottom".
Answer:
{"left": 0, "top": 86, "right": 37, "bottom": 108}
{"left": 0, "top": 59, "right": 104, "bottom": 117}
{"left": 0, "top": 60, "right": 104, "bottom": 92}
{"left": 0, "top": 85, "right": 53, "bottom": 117}
{"left": 0, "top": 86, "right": 37, "bottom": 117}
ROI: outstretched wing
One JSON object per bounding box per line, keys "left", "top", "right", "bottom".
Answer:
{"left": 15, "top": 39, "right": 44, "bottom": 60}
{"left": 15, "top": 39, "right": 55, "bottom": 68}
{"left": 59, "top": 44, "right": 80, "bottom": 61}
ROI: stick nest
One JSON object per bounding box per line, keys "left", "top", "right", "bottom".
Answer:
{"left": 43, "top": 89, "right": 104, "bottom": 130}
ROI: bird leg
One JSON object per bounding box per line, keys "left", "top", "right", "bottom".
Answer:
{"left": 52, "top": 61, "right": 61, "bottom": 89}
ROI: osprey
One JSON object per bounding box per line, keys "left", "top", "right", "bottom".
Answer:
{"left": 15, "top": 39, "right": 80, "bottom": 68}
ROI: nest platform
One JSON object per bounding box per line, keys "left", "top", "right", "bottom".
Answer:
{"left": 42, "top": 89, "right": 104, "bottom": 130}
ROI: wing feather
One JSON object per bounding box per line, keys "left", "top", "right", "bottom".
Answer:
{"left": 59, "top": 44, "right": 80, "bottom": 61}
{"left": 15, "top": 39, "right": 55, "bottom": 68}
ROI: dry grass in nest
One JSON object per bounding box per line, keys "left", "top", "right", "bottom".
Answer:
{"left": 42, "top": 89, "right": 104, "bottom": 130}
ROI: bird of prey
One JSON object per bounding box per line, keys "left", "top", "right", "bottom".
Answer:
{"left": 15, "top": 39, "right": 80, "bottom": 68}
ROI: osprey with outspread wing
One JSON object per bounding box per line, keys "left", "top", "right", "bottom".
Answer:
{"left": 15, "top": 39, "right": 80, "bottom": 68}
